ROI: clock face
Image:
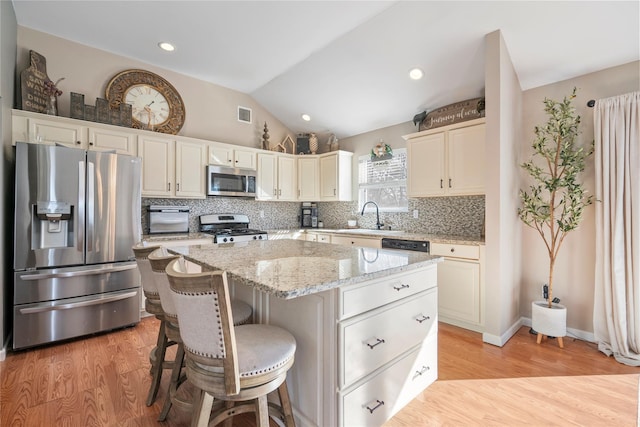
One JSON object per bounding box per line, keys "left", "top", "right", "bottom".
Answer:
{"left": 105, "top": 69, "right": 185, "bottom": 134}
{"left": 125, "top": 84, "right": 170, "bottom": 126}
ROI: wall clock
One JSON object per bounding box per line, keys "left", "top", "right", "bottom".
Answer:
{"left": 105, "top": 69, "right": 185, "bottom": 134}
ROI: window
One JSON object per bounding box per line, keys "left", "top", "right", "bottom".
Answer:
{"left": 358, "top": 148, "right": 408, "bottom": 212}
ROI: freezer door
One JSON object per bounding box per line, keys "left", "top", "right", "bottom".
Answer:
{"left": 86, "top": 151, "right": 141, "bottom": 264}
{"left": 14, "top": 142, "right": 85, "bottom": 270}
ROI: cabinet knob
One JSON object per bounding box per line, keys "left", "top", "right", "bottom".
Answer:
{"left": 89, "top": 142, "right": 94, "bottom": 146}
{"left": 440, "top": 179, "right": 443, "bottom": 188}
{"left": 167, "top": 183, "right": 171, "bottom": 191}
{"left": 366, "top": 337, "right": 385, "bottom": 349}
{"left": 76, "top": 141, "right": 81, "bottom": 145}
{"left": 449, "top": 178, "right": 452, "bottom": 188}
{"left": 450, "top": 248, "right": 455, "bottom": 253}
{"left": 176, "top": 183, "right": 180, "bottom": 191}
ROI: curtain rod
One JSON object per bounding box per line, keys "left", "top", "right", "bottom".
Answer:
{"left": 587, "top": 100, "right": 595, "bottom": 107}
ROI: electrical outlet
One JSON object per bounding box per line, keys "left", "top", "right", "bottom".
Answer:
{"left": 259, "top": 210, "right": 265, "bottom": 218}
{"left": 413, "top": 209, "right": 419, "bottom": 219}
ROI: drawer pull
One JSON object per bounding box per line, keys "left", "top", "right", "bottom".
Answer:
{"left": 393, "top": 283, "right": 410, "bottom": 291}
{"left": 366, "top": 338, "right": 385, "bottom": 349}
{"left": 366, "top": 399, "right": 385, "bottom": 414}
{"left": 415, "top": 315, "right": 430, "bottom": 323}
{"left": 413, "top": 365, "right": 430, "bottom": 380}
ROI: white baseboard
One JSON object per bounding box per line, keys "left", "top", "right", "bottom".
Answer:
{"left": 521, "top": 317, "right": 595, "bottom": 343}
{"left": 482, "top": 317, "right": 524, "bottom": 347}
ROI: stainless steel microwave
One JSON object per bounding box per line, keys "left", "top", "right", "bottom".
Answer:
{"left": 206, "top": 165, "right": 256, "bottom": 197}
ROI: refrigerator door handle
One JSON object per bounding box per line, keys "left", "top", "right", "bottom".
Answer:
{"left": 19, "top": 290, "right": 138, "bottom": 314}
{"left": 78, "top": 160, "right": 86, "bottom": 251}
{"left": 19, "top": 263, "right": 137, "bottom": 280}
{"left": 87, "top": 161, "right": 95, "bottom": 251}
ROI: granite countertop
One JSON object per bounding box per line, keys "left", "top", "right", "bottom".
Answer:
{"left": 140, "top": 232, "right": 214, "bottom": 244}
{"left": 267, "top": 228, "right": 484, "bottom": 246}
{"left": 167, "top": 239, "right": 441, "bottom": 299}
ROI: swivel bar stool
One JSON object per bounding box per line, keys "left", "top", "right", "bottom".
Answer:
{"left": 166, "top": 258, "right": 296, "bottom": 427}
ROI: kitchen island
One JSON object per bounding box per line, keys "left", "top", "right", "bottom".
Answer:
{"left": 169, "top": 239, "right": 441, "bottom": 427}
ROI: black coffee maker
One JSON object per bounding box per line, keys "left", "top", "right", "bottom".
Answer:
{"left": 301, "top": 202, "right": 318, "bottom": 228}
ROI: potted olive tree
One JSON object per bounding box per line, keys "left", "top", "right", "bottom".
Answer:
{"left": 518, "top": 88, "right": 593, "bottom": 347}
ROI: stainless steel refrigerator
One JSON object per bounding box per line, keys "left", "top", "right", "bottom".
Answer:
{"left": 13, "top": 141, "right": 142, "bottom": 349}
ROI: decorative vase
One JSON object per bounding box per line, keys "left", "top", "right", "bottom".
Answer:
{"left": 531, "top": 300, "right": 567, "bottom": 338}
{"left": 45, "top": 95, "right": 57, "bottom": 116}
{"left": 309, "top": 133, "right": 318, "bottom": 154}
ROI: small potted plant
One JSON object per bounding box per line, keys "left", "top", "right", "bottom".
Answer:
{"left": 518, "top": 87, "right": 593, "bottom": 347}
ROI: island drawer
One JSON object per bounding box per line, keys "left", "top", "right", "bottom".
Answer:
{"left": 339, "top": 265, "right": 437, "bottom": 320}
{"left": 340, "top": 334, "right": 437, "bottom": 426}
{"left": 339, "top": 288, "right": 437, "bottom": 387}
{"left": 430, "top": 242, "right": 480, "bottom": 259}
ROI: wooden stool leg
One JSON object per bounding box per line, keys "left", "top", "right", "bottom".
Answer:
{"left": 222, "top": 401, "right": 235, "bottom": 427}
{"left": 191, "top": 390, "right": 214, "bottom": 427}
{"left": 158, "top": 343, "right": 185, "bottom": 421}
{"left": 558, "top": 337, "right": 564, "bottom": 348}
{"left": 147, "top": 320, "right": 168, "bottom": 406}
{"left": 536, "top": 333, "right": 543, "bottom": 344}
{"left": 277, "top": 380, "right": 296, "bottom": 427}
{"left": 255, "top": 395, "right": 270, "bottom": 427}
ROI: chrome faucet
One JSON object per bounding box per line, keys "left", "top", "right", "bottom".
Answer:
{"left": 361, "top": 201, "right": 384, "bottom": 230}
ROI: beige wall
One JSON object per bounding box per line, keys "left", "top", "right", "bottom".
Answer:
{"left": 482, "top": 30, "right": 523, "bottom": 346}
{"left": 519, "top": 61, "right": 640, "bottom": 334}
{"left": 16, "top": 27, "right": 294, "bottom": 148}
{"left": 1, "top": 0, "right": 17, "bottom": 356}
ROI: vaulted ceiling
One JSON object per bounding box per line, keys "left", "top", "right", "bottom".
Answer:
{"left": 12, "top": 1, "right": 640, "bottom": 138}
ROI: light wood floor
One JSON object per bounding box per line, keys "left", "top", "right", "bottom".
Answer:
{"left": 1, "top": 317, "right": 638, "bottom": 426}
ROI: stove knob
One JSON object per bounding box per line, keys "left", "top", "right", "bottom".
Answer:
{"left": 252, "top": 235, "right": 257, "bottom": 240}
{"left": 229, "top": 237, "right": 234, "bottom": 242}
{"left": 222, "top": 238, "right": 228, "bottom": 243}
{"left": 258, "top": 235, "right": 263, "bottom": 240}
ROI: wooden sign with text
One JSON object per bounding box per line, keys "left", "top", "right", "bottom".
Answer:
{"left": 419, "top": 97, "right": 485, "bottom": 131}
{"left": 20, "top": 50, "right": 51, "bottom": 113}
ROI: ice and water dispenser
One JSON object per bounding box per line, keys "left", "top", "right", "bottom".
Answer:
{"left": 32, "top": 201, "right": 74, "bottom": 249}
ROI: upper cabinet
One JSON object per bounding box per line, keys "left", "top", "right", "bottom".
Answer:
{"left": 209, "top": 143, "right": 257, "bottom": 170}
{"left": 12, "top": 109, "right": 136, "bottom": 156}
{"left": 319, "top": 151, "right": 353, "bottom": 201}
{"left": 138, "top": 135, "right": 207, "bottom": 199}
{"left": 256, "top": 152, "right": 297, "bottom": 201}
{"left": 404, "top": 119, "right": 485, "bottom": 197}
{"left": 297, "top": 156, "right": 319, "bottom": 201}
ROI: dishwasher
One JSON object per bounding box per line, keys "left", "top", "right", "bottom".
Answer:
{"left": 381, "top": 238, "right": 430, "bottom": 252}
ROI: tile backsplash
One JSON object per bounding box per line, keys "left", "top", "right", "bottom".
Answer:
{"left": 318, "top": 196, "right": 485, "bottom": 237}
{"left": 142, "top": 195, "right": 485, "bottom": 238}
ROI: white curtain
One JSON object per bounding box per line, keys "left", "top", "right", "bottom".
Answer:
{"left": 593, "top": 91, "right": 640, "bottom": 366}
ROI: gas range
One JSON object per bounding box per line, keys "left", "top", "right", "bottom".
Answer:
{"left": 199, "top": 214, "right": 268, "bottom": 243}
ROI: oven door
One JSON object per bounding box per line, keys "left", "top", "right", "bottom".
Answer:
{"left": 207, "top": 165, "right": 256, "bottom": 197}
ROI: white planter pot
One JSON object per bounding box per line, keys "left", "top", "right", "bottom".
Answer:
{"left": 531, "top": 301, "right": 567, "bottom": 337}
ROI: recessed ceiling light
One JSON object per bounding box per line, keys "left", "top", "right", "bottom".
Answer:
{"left": 158, "top": 42, "right": 175, "bottom": 52}
{"left": 301, "top": 114, "right": 311, "bottom": 121}
{"left": 409, "top": 68, "right": 424, "bottom": 80}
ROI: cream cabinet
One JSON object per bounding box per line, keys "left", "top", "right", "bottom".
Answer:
{"left": 306, "top": 232, "right": 331, "bottom": 243}
{"left": 12, "top": 110, "right": 136, "bottom": 155}
{"left": 138, "top": 136, "right": 207, "bottom": 199}
{"left": 430, "top": 242, "right": 484, "bottom": 332}
{"left": 297, "top": 156, "right": 319, "bottom": 201}
{"left": 209, "top": 143, "right": 257, "bottom": 170}
{"left": 331, "top": 235, "right": 381, "bottom": 248}
{"left": 256, "top": 153, "right": 296, "bottom": 201}
{"left": 230, "top": 264, "right": 438, "bottom": 427}
{"left": 319, "top": 151, "right": 353, "bottom": 201}
{"left": 404, "top": 119, "right": 485, "bottom": 197}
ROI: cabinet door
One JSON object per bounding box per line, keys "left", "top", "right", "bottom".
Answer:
{"left": 176, "top": 140, "right": 207, "bottom": 198}
{"left": 28, "top": 118, "right": 87, "bottom": 148}
{"left": 209, "top": 145, "right": 233, "bottom": 167}
{"left": 234, "top": 149, "right": 257, "bottom": 170}
{"left": 277, "top": 155, "right": 297, "bottom": 201}
{"left": 256, "top": 153, "right": 277, "bottom": 200}
{"left": 331, "top": 235, "right": 381, "bottom": 248}
{"left": 88, "top": 127, "right": 136, "bottom": 155}
{"left": 447, "top": 124, "right": 485, "bottom": 195}
{"left": 437, "top": 258, "right": 480, "bottom": 325}
{"left": 319, "top": 154, "right": 338, "bottom": 200}
{"left": 298, "top": 157, "right": 319, "bottom": 201}
{"left": 406, "top": 133, "right": 446, "bottom": 197}
{"left": 138, "top": 136, "right": 175, "bottom": 197}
